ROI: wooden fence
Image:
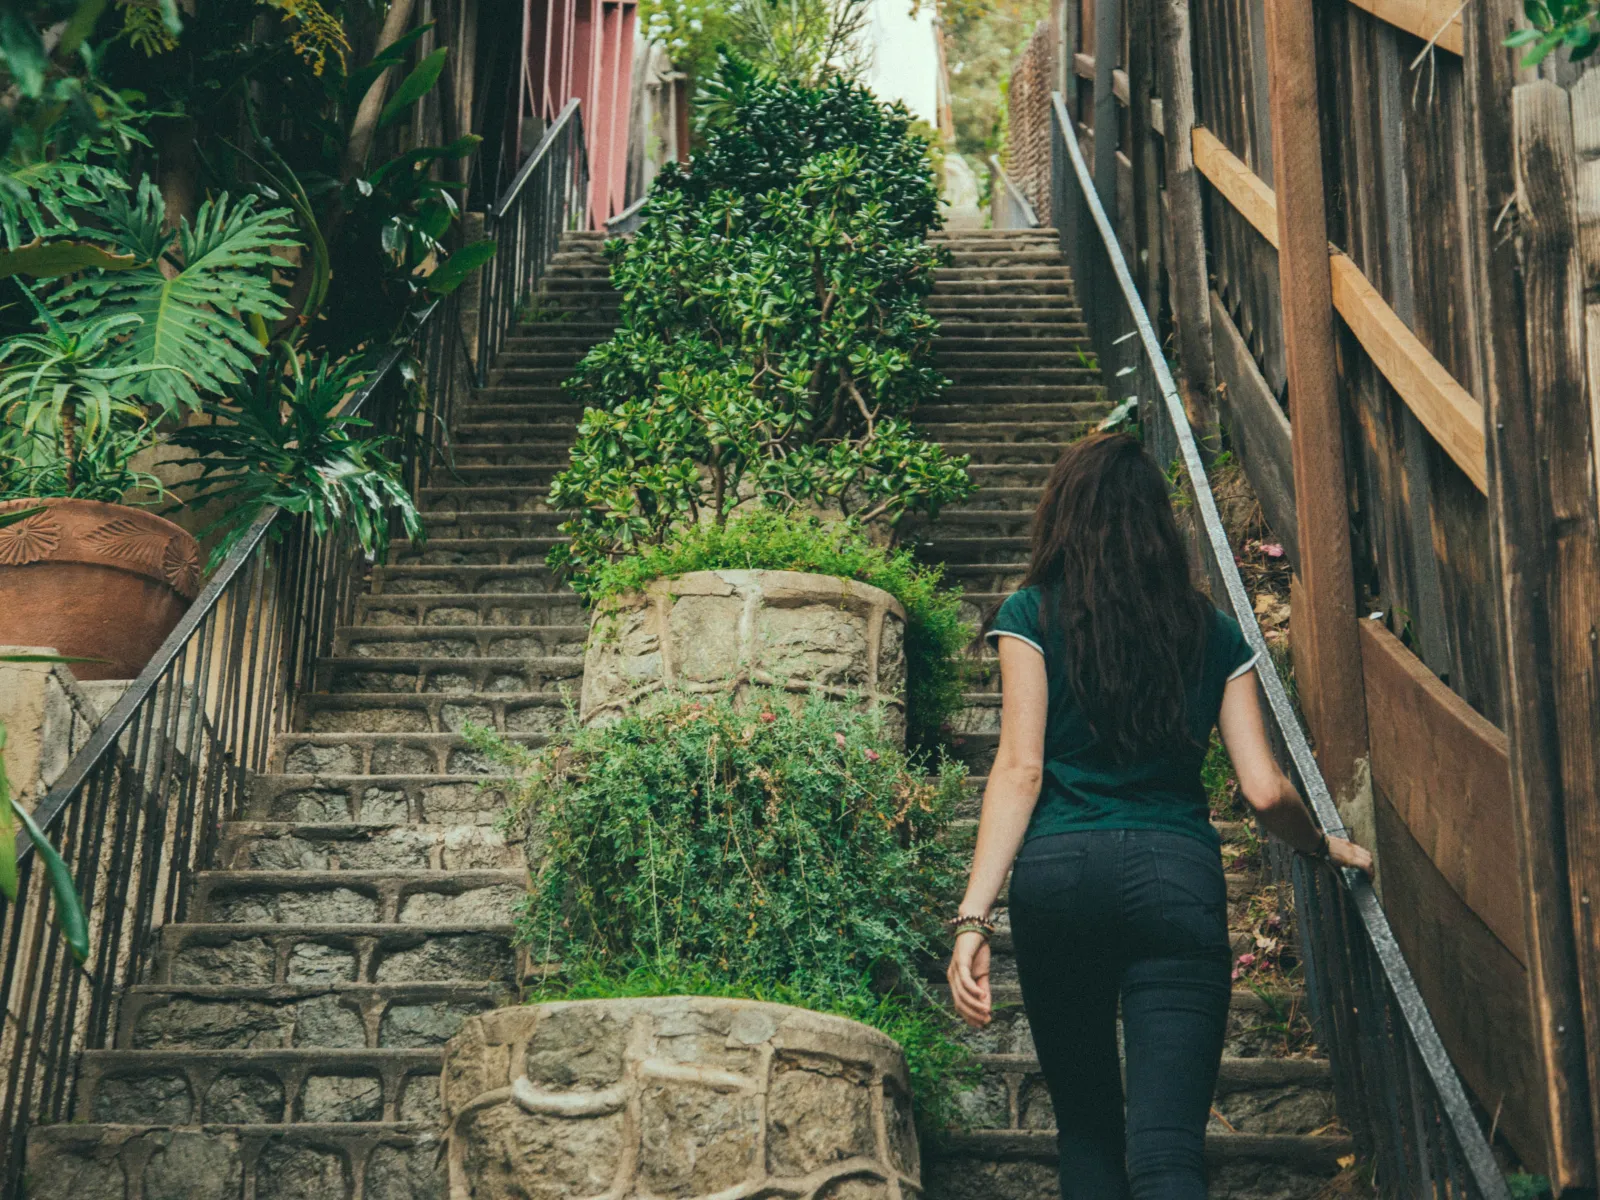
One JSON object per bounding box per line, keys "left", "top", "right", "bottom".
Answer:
{"left": 1006, "top": 0, "right": 1600, "bottom": 1186}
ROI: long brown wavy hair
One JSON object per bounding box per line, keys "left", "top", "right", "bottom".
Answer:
{"left": 1022, "top": 432, "right": 1211, "bottom": 760}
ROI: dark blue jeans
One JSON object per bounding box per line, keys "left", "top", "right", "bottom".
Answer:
{"left": 1009, "top": 828, "right": 1232, "bottom": 1199}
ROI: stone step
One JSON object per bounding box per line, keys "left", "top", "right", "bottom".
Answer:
{"left": 270, "top": 731, "right": 549, "bottom": 776}
{"left": 940, "top": 983, "right": 1307, "bottom": 1059}
{"left": 933, "top": 335, "right": 1093, "bottom": 353}
{"left": 416, "top": 484, "right": 560, "bottom": 515}
{"left": 247, "top": 773, "right": 510, "bottom": 825}
{"left": 218, "top": 821, "right": 520, "bottom": 872}
{"left": 940, "top": 368, "right": 1100, "bottom": 388}
{"left": 27, "top": 1121, "right": 444, "bottom": 1199}
{"left": 388, "top": 535, "right": 566, "bottom": 567}
{"left": 927, "top": 295, "right": 1082, "bottom": 313}
{"left": 503, "top": 323, "right": 618, "bottom": 341}
{"left": 455, "top": 399, "right": 586, "bottom": 421}
{"left": 355, "top": 591, "right": 587, "bottom": 630}
{"left": 452, "top": 418, "right": 584, "bottom": 442}
{"left": 116, "top": 983, "right": 509, "bottom": 1052}
{"left": 927, "top": 442, "right": 1074, "bottom": 465}
{"left": 427, "top": 462, "right": 567, "bottom": 485}
{"left": 923, "top": 1130, "right": 1353, "bottom": 1200}
{"left": 930, "top": 229, "right": 1060, "bottom": 240}
{"left": 941, "top": 249, "right": 1073, "bottom": 267}
{"left": 296, "top": 690, "right": 565, "bottom": 735}
{"left": 918, "top": 419, "right": 1098, "bottom": 442}
{"left": 931, "top": 276, "right": 1077, "bottom": 296}
{"left": 925, "top": 489, "right": 1047, "bottom": 514}
{"left": 78, "top": 1048, "right": 445, "bottom": 1126}
{"left": 193, "top": 869, "right": 525, "bottom": 928}
{"left": 913, "top": 535, "right": 1031, "bottom": 565}
{"left": 151, "top": 923, "right": 518, "bottom": 988}
{"left": 959, "top": 1053, "right": 1335, "bottom": 1137}
{"left": 334, "top": 623, "right": 585, "bottom": 658}
{"left": 412, "top": 512, "right": 571, "bottom": 541}
{"left": 926, "top": 385, "right": 1107, "bottom": 406}
{"left": 319, "top": 655, "right": 583, "bottom": 697}
{"left": 910, "top": 402, "right": 1111, "bottom": 425}
{"left": 369, "top": 560, "right": 571, "bottom": 595}
{"left": 440, "top": 446, "right": 577, "bottom": 469}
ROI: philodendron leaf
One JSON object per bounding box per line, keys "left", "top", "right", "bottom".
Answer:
{"left": 0, "top": 238, "right": 140, "bottom": 280}
{"left": 379, "top": 47, "right": 450, "bottom": 129}
{"left": 424, "top": 240, "right": 496, "bottom": 294}
{"left": 12, "top": 799, "right": 88, "bottom": 964}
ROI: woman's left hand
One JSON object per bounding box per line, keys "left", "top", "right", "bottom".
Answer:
{"left": 947, "top": 930, "right": 992, "bottom": 1028}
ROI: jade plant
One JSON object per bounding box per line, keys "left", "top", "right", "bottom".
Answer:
{"left": 547, "top": 64, "right": 973, "bottom": 595}
{"left": 474, "top": 690, "right": 976, "bottom": 1132}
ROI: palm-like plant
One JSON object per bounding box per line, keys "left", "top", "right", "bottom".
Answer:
{"left": 0, "top": 281, "right": 175, "bottom": 499}
{"left": 169, "top": 353, "right": 425, "bottom": 569}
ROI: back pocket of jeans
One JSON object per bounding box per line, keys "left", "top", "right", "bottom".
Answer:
{"left": 1154, "top": 847, "right": 1228, "bottom": 951}
{"left": 1009, "top": 847, "right": 1091, "bottom": 913}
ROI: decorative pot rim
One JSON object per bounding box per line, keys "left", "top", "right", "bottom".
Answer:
{"left": 0, "top": 497, "right": 202, "bottom": 600}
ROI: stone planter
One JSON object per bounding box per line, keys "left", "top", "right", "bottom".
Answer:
{"left": 0, "top": 498, "right": 202, "bottom": 680}
{"left": 442, "top": 996, "right": 921, "bottom": 1199}
{"left": 579, "top": 569, "right": 907, "bottom": 741}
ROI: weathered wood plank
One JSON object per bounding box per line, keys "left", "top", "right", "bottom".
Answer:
{"left": 1327, "top": 256, "right": 1487, "bottom": 493}
{"left": 1263, "top": 0, "right": 1371, "bottom": 801}
{"left": 1359, "top": 619, "right": 1521, "bottom": 959}
{"left": 1156, "top": 0, "right": 1217, "bottom": 421}
{"left": 1344, "top": 0, "right": 1463, "bottom": 54}
{"left": 1463, "top": 0, "right": 1593, "bottom": 1166}
{"left": 1374, "top": 790, "right": 1543, "bottom": 1162}
{"left": 1512, "top": 78, "right": 1600, "bottom": 1182}
{"left": 1210, "top": 291, "right": 1297, "bottom": 565}
{"left": 1191, "top": 125, "right": 1490, "bottom": 492}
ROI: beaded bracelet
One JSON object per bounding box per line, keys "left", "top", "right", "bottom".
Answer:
{"left": 947, "top": 914, "right": 996, "bottom": 938}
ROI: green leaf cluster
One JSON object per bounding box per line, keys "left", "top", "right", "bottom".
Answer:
{"left": 1508, "top": 0, "right": 1600, "bottom": 63}
{"left": 586, "top": 509, "right": 974, "bottom": 746}
{"left": 549, "top": 67, "right": 972, "bottom": 599}
{"left": 167, "top": 352, "right": 424, "bottom": 570}
{"left": 477, "top": 691, "right": 975, "bottom": 1133}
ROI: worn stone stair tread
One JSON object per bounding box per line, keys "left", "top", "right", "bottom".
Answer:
{"left": 928, "top": 1128, "right": 1353, "bottom": 1163}
{"left": 217, "top": 822, "right": 518, "bottom": 871}
{"left": 336, "top": 623, "right": 585, "bottom": 647}
{"left": 320, "top": 652, "right": 582, "bottom": 675}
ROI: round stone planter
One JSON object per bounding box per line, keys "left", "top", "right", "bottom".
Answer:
{"left": 0, "top": 498, "right": 202, "bottom": 680}
{"left": 579, "top": 569, "right": 908, "bottom": 742}
{"left": 441, "top": 996, "right": 922, "bottom": 1199}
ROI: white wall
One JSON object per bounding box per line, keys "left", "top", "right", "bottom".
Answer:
{"left": 860, "top": 0, "right": 941, "bottom": 126}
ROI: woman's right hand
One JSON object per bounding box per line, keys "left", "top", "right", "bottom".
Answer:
{"left": 1328, "top": 836, "right": 1374, "bottom": 876}
{"left": 947, "top": 930, "right": 992, "bottom": 1028}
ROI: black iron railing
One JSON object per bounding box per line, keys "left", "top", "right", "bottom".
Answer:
{"left": 1049, "top": 92, "right": 1513, "bottom": 1200}
{"left": 475, "top": 98, "right": 589, "bottom": 385}
{"left": 0, "top": 104, "right": 586, "bottom": 1195}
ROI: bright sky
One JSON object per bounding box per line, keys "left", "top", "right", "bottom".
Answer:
{"left": 860, "top": 0, "right": 941, "bottom": 126}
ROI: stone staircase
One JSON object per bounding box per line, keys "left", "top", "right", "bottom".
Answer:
{"left": 27, "top": 228, "right": 1351, "bottom": 1199}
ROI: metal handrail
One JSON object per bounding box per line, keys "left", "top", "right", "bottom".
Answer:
{"left": 1049, "top": 91, "right": 1512, "bottom": 1199}
{"left": 490, "top": 98, "right": 581, "bottom": 219}
{"left": 475, "top": 99, "right": 590, "bottom": 383}
{"left": 988, "top": 155, "right": 1040, "bottom": 230}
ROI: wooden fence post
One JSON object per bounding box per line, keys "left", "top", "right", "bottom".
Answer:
{"left": 1092, "top": 0, "right": 1120, "bottom": 209}
{"left": 1460, "top": 0, "right": 1596, "bottom": 1176}
{"left": 1510, "top": 79, "right": 1600, "bottom": 1189}
{"left": 1154, "top": 0, "right": 1217, "bottom": 427}
{"left": 1260, "top": 0, "right": 1369, "bottom": 803}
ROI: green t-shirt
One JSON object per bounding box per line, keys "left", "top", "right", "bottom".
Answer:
{"left": 984, "top": 586, "right": 1258, "bottom": 848}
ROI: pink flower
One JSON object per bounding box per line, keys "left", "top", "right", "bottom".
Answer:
{"left": 835, "top": 732, "right": 848, "bottom": 749}
{"left": 760, "top": 712, "right": 776, "bottom": 723}
{"left": 1236, "top": 952, "right": 1257, "bottom": 968}
{"left": 865, "top": 749, "right": 880, "bottom": 763}
{"left": 1261, "top": 542, "right": 1285, "bottom": 559}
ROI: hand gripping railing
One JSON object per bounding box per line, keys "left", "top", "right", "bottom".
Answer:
{"left": 475, "top": 99, "right": 590, "bottom": 385}
{"left": 0, "top": 103, "right": 586, "bottom": 1192}
{"left": 1049, "top": 92, "right": 1512, "bottom": 1200}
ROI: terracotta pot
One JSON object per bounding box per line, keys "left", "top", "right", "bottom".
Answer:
{"left": 0, "top": 499, "right": 201, "bottom": 681}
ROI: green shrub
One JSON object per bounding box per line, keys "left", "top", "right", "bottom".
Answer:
{"left": 475, "top": 691, "right": 975, "bottom": 1132}
{"left": 585, "top": 510, "right": 974, "bottom": 747}
{"left": 547, "top": 67, "right": 973, "bottom": 597}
